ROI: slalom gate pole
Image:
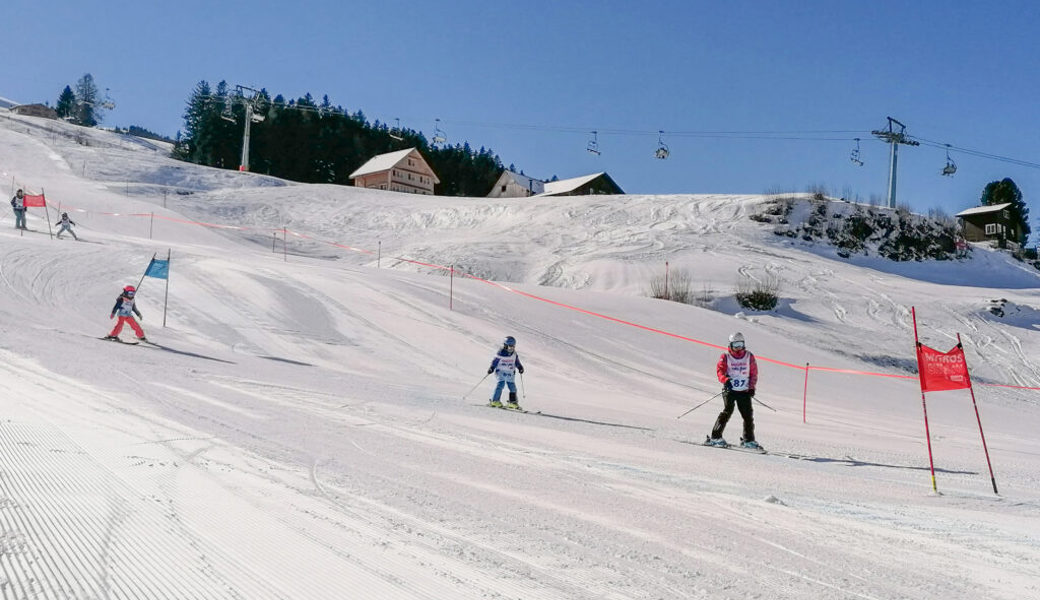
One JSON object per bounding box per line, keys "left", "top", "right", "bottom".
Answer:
{"left": 462, "top": 374, "right": 490, "bottom": 400}
{"left": 677, "top": 390, "right": 723, "bottom": 419}
{"left": 162, "top": 249, "right": 171, "bottom": 328}
{"left": 803, "top": 363, "right": 810, "bottom": 423}
{"left": 959, "top": 334, "right": 998, "bottom": 495}
{"left": 912, "top": 307, "right": 939, "bottom": 493}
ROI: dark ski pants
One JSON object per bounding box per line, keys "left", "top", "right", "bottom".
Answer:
{"left": 711, "top": 390, "right": 754, "bottom": 442}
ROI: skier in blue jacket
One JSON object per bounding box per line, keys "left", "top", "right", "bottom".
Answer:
{"left": 488, "top": 336, "right": 524, "bottom": 409}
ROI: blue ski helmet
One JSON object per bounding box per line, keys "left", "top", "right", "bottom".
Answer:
{"left": 504, "top": 336, "right": 516, "bottom": 347}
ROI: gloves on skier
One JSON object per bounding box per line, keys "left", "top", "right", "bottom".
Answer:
{"left": 723, "top": 379, "right": 732, "bottom": 391}
{"left": 518, "top": 367, "right": 524, "bottom": 374}
{"left": 487, "top": 367, "right": 494, "bottom": 375}
{"left": 749, "top": 388, "right": 756, "bottom": 398}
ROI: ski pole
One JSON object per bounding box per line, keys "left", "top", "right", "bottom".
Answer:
{"left": 519, "top": 371, "right": 526, "bottom": 399}
{"left": 753, "top": 396, "right": 777, "bottom": 412}
{"left": 462, "top": 373, "right": 490, "bottom": 400}
{"left": 677, "top": 390, "right": 724, "bottom": 419}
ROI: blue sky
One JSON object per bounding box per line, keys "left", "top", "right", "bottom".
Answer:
{"left": 5, "top": 0, "right": 1040, "bottom": 229}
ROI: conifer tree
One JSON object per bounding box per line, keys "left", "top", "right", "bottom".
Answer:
{"left": 55, "top": 86, "right": 76, "bottom": 120}
{"left": 980, "top": 178, "right": 1030, "bottom": 245}
{"left": 74, "top": 74, "right": 101, "bottom": 126}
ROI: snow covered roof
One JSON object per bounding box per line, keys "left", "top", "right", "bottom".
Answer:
{"left": 955, "top": 203, "right": 1012, "bottom": 217}
{"left": 498, "top": 170, "right": 545, "bottom": 194}
{"left": 0, "top": 96, "right": 21, "bottom": 109}
{"left": 349, "top": 148, "right": 438, "bottom": 181}
{"left": 536, "top": 173, "right": 606, "bottom": 197}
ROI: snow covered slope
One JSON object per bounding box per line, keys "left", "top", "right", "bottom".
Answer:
{"left": 1, "top": 112, "right": 1038, "bottom": 599}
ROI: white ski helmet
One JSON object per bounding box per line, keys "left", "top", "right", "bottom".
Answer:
{"left": 728, "top": 332, "right": 745, "bottom": 350}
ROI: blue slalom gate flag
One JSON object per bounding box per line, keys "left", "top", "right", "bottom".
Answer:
{"left": 144, "top": 258, "right": 169, "bottom": 279}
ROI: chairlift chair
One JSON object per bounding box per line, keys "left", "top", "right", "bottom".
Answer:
{"left": 432, "top": 118, "right": 447, "bottom": 145}
{"left": 389, "top": 118, "right": 405, "bottom": 141}
{"left": 849, "top": 138, "right": 864, "bottom": 166}
{"left": 655, "top": 130, "right": 670, "bottom": 159}
{"left": 587, "top": 131, "right": 601, "bottom": 155}
{"left": 941, "top": 144, "right": 957, "bottom": 176}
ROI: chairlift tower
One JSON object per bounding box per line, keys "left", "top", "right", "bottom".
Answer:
{"left": 871, "top": 117, "right": 919, "bottom": 208}
{"left": 236, "top": 85, "right": 265, "bottom": 172}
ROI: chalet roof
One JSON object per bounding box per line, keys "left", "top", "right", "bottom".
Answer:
{"left": 499, "top": 170, "right": 545, "bottom": 194}
{"left": 536, "top": 172, "right": 606, "bottom": 197}
{"left": 955, "top": 203, "right": 1012, "bottom": 217}
{"left": 350, "top": 148, "right": 439, "bottom": 182}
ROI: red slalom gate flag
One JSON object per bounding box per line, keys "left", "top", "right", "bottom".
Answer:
{"left": 21, "top": 193, "right": 46, "bottom": 207}
{"left": 916, "top": 343, "right": 972, "bottom": 393}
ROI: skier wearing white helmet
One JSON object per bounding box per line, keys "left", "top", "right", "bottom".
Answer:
{"left": 706, "top": 332, "right": 761, "bottom": 449}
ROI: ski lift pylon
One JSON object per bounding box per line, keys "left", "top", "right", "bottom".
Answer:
{"left": 941, "top": 144, "right": 957, "bottom": 176}
{"left": 655, "top": 130, "right": 670, "bottom": 159}
{"left": 850, "top": 138, "right": 863, "bottom": 166}
{"left": 587, "top": 130, "right": 600, "bottom": 155}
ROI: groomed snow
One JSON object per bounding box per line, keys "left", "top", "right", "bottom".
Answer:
{"left": 1, "top": 112, "right": 1038, "bottom": 599}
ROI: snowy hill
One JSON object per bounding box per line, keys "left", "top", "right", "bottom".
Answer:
{"left": 1, "top": 111, "right": 1039, "bottom": 599}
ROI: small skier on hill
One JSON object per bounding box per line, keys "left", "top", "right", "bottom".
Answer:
{"left": 10, "top": 189, "right": 27, "bottom": 230}
{"left": 55, "top": 212, "right": 78, "bottom": 240}
{"left": 488, "top": 336, "right": 524, "bottom": 409}
{"left": 104, "top": 285, "right": 147, "bottom": 342}
{"left": 706, "top": 332, "right": 762, "bottom": 450}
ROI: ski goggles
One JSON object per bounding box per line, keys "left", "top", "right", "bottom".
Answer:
{"left": 729, "top": 341, "right": 745, "bottom": 350}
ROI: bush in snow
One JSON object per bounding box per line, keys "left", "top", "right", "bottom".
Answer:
{"left": 735, "top": 272, "right": 780, "bottom": 311}
{"left": 649, "top": 267, "right": 694, "bottom": 304}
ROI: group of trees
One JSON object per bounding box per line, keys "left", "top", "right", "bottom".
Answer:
{"left": 55, "top": 74, "right": 109, "bottom": 127}
{"left": 980, "top": 177, "right": 1030, "bottom": 246}
{"left": 173, "top": 81, "right": 506, "bottom": 196}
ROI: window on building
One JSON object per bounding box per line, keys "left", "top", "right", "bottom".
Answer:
{"left": 501, "top": 185, "right": 507, "bottom": 192}
{"left": 1002, "top": 210, "right": 1010, "bottom": 219}
{"left": 985, "top": 223, "right": 998, "bottom": 235}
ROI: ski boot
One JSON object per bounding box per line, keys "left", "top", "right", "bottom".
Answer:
{"left": 488, "top": 399, "right": 503, "bottom": 408}
{"left": 740, "top": 439, "right": 763, "bottom": 451}
{"left": 102, "top": 335, "right": 119, "bottom": 341}
{"left": 704, "top": 436, "right": 728, "bottom": 447}
{"left": 505, "top": 392, "right": 521, "bottom": 410}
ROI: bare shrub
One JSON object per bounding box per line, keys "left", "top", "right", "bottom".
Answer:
{"left": 649, "top": 267, "right": 694, "bottom": 304}
{"left": 694, "top": 283, "right": 715, "bottom": 308}
{"left": 735, "top": 272, "right": 781, "bottom": 311}
{"left": 806, "top": 183, "right": 828, "bottom": 201}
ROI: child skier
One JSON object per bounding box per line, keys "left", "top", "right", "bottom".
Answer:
{"left": 104, "top": 285, "right": 147, "bottom": 342}
{"left": 55, "top": 212, "right": 78, "bottom": 240}
{"left": 487, "top": 335, "right": 525, "bottom": 409}
{"left": 706, "top": 332, "right": 761, "bottom": 450}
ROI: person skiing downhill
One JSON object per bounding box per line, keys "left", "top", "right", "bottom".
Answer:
{"left": 487, "top": 336, "right": 524, "bottom": 409}
{"left": 55, "top": 212, "right": 78, "bottom": 240}
{"left": 706, "top": 332, "right": 761, "bottom": 449}
{"left": 104, "top": 285, "right": 147, "bottom": 342}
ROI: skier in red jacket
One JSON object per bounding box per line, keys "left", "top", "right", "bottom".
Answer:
{"left": 706, "top": 332, "right": 760, "bottom": 449}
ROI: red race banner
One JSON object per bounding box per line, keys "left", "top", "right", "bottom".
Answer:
{"left": 916, "top": 343, "right": 971, "bottom": 393}
{"left": 21, "top": 194, "right": 46, "bottom": 207}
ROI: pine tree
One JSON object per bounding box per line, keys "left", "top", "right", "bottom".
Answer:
{"left": 74, "top": 74, "right": 101, "bottom": 126}
{"left": 55, "top": 86, "right": 76, "bottom": 120}
{"left": 980, "top": 178, "right": 1030, "bottom": 245}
